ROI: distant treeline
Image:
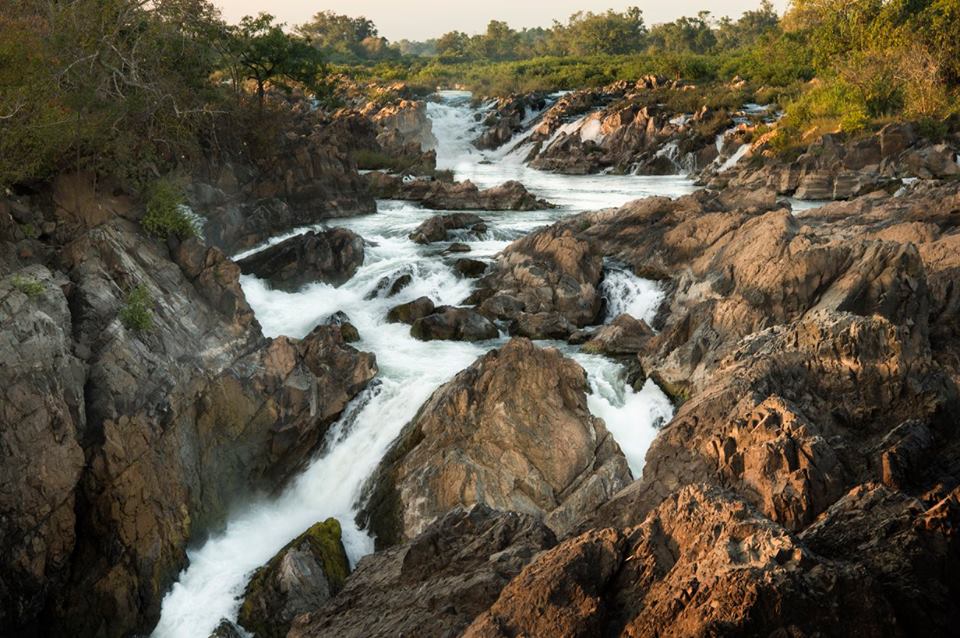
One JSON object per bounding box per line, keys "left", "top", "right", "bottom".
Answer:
{"left": 2, "top": 0, "right": 960, "bottom": 191}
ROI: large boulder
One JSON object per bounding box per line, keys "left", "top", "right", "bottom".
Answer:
{"left": 289, "top": 506, "right": 555, "bottom": 638}
{"left": 357, "top": 338, "right": 631, "bottom": 547}
{"left": 236, "top": 228, "right": 364, "bottom": 291}
{"left": 409, "top": 213, "right": 485, "bottom": 244}
{"left": 238, "top": 518, "right": 350, "bottom": 638}
{"left": 475, "top": 226, "right": 603, "bottom": 335}
{"left": 386, "top": 296, "right": 435, "bottom": 324}
{"left": 411, "top": 307, "right": 499, "bottom": 342}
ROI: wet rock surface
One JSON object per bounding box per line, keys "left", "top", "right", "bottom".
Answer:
{"left": 236, "top": 228, "right": 365, "bottom": 291}
{"left": 409, "top": 212, "right": 486, "bottom": 244}
{"left": 410, "top": 306, "right": 499, "bottom": 342}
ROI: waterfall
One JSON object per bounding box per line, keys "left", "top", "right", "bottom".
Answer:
{"left": 151, "top": 91, "right": 692, "bottom": 638}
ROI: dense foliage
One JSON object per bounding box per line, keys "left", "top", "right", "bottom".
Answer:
{"left": 0, "top": 0, "right": 324, "bottom": 189}
{"left": 2, "top": 0, "right": 959, "bottom": 190}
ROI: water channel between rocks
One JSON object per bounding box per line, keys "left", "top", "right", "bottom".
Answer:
{"left": 152, "top": 90, "right": 697, "bottom": 638}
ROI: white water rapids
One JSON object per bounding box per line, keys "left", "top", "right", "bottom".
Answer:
{"left": 152, "top": 91, "right": 693, "bottom": 638}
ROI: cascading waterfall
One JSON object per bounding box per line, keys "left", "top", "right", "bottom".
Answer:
{"left": 152, "top": 91, "right": 695, "bottom": 638}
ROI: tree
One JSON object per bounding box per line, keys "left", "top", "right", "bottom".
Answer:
{"left": 0, "top": 0, "right": 228, "bottom": 188}
{"left": 296, "top": 11, "right": 384, "bottom": 61}
{"left": 228, "top": 13, "right": 325, "bottom": 108}
{"left": 648, "top": 11, "right": 717, "bottom": 54}
{"left": 552, "top": 8, "right": 647, "bottom": 55}
{"left": 436, "top": 31, "right": 470, "bottom": 58}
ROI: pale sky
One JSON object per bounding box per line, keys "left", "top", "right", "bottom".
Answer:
{"left": 212, "top": 0, "right": 790, "bottom": 41}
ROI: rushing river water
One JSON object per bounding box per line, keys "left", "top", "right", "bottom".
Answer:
{"left": 152, "top": 91, "right": 695, "bottom": 638}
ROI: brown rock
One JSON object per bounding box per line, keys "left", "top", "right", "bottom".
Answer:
{"left": 386, "top": 296, "right": 435, "bottom": 324}
{"left": 409, "top": 213, "right": 484, "bottom": 244}
{"left": 236, "top": 228, "right": 364, "bottom": 292}
{"left": 467, "top": 486, "right": 895, "bottom": 638}
{"left": 356, "top": 338, "right": 631, "bottom": 547}
{"left": 410, "top": 306, "right": 499, "bottom": 342}
{"left": 289, "top": 506, "right": 555, "bottom": 638}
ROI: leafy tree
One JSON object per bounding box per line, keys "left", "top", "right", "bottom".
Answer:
{"left": 648, "top": 11, "right": 717, "bottom": 54}
{"left": 297, "top": 11, "right": 389, "bottom": 61}
{"left": 0, "top": 0, "right": 227, "bottom": 188}
{"left": 436, "top": 31, "right": 471, "bottom": 58}
{"left": 553, "top": 8, "right": 647, "bottom": 55}
{"left": 228, "top": 13, "right": 326, "bottom": 108}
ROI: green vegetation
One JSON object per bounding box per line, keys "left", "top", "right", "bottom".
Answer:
{"left": 0, "top": 1, "right": 325, "bottom": 190}
{"left": 11, "top": 275, "right": 45, "bottom": 298}
{"left": 119, "top": 285, "right": 155, "bottom": 332}
{"left": 2, "top": 0, "right": 960, "bottom": 192}
{"left": 141, "top": 180, "right": 198, "bottom": 240}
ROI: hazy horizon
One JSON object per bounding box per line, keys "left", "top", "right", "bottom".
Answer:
{"left": 211, "top": 1, "right": 790, "bottom": 41}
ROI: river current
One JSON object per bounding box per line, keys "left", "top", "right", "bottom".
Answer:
{"left": 152, "top": 90, "right": 696, "bottom": 638}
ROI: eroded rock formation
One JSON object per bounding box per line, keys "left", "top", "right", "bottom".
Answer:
{"left": 357, "top": 338, "right": 631, "bottom": 546}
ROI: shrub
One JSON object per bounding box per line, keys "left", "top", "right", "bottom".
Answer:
{"left": 119, "top": 285, "right": 154, "bottom": 332}
{"left": 11, "top": 275, "right": 44, "bottom": 297}
{"left": 141, "top": 179, "right": 198, "bottom": 240}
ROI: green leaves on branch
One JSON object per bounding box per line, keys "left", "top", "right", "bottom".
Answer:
{"left": 227, "top": 13, "right": 327, "bottom": 105}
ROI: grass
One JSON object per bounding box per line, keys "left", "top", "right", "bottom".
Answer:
{"left": 119, "top": 285, "right": 154, "bottom": 332}
{"left": 141, "top": 178, "right": 199, "bottom": 240}
{"left": 11, "top": 275, "right": 44, "bottom": 297}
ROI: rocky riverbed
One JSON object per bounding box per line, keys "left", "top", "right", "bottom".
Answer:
{"left": 2, "top": 87, "right": 959, "bottom": 638}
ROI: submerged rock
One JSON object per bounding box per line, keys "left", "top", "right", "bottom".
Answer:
{"left": 357, "top": 338, "right": 631, "bottom": 547}
{"left": 237, "top": 228, "right": 364, "bottom": 292}
{"left": 238, "top": 518, "right": 350, "bottom": 638}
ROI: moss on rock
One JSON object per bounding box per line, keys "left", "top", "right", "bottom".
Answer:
{"left": 238, "top": 518, "right": 350, "bottom": 638}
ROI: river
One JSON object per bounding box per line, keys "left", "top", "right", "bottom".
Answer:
{"left": 152, "top": 90, "right": 696, "bottom": 638}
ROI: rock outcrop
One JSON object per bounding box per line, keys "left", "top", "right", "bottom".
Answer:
{"left": 466, "top": 485, "right": 895, "bottom": 638}
{"left": 289, "top": 506, "right": 555, "bottom": 638}
{"left": 238, "top": 518, "right": 350, "bottom": 638}
{"left": 191, "top": 129, "right": 375, "bottom": 253}
{"left": 472, "top": 225, "right": 604, "bottom": 337}
{"left": 712, "top": 123, "right": 960, "bottom": 200}
{"left": 369, "top": 175, "right": 553, "bottom": 211}
{"left": 357, "top": 338, "right": 631, "bottom": 547}
{"left": 410, "top": 306, "right": 499, "bottom": 342}
{"left": 236, "top": 228, "right": 364, "bottom": 291}
{"left": 409, "top": 212, "right": 486, "bottom": 244}
{"left": 0, "top": 200, "right": 377, "bottom": 636}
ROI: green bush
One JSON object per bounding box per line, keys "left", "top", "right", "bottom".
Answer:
{"left": 119, "top": 285, "right": 154, "bottom": 332}
{"left": 11, "top": 275, "right": 44, "bottom": 298}
{"left": 141, "top": 180, "right": 198, "bottom": 240}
